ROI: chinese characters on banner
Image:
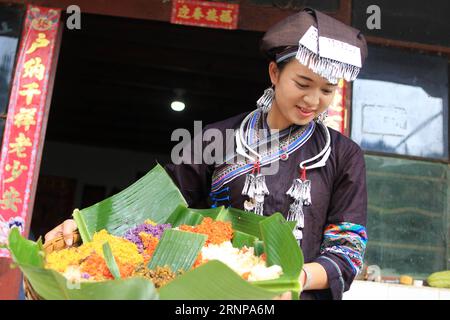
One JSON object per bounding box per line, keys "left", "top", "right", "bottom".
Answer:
{"left": 324, "top": 79, "right": 347, "bottom": 134}
{"left": 0, "top": 6, "right": 61, "bottom": 257}
{"left": 171, "top": 0, "right": 239, "bottom": 30}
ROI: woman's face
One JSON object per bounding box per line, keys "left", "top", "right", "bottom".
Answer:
{"left": 268, "top": 58, "right": 337, "bottom": 129}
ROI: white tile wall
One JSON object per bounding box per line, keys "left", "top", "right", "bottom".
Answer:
{"left": 439, "top": 289, "right": 450, "bottom": 300}
{"left": 343, "top": 280, "right": 450, "bottom": 300}
{"left": 387, "top": 285, "right": 439, "bottom": 300}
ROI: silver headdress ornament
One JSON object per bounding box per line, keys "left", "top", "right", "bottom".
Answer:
{"left": 294, "top": 25, "right": 362, "bottom": 84}
{"left": 264, "top": 8, "right": 367, "bottom": 85}
{"left": 275, "top": 24, "right": 362, "bottom": 84}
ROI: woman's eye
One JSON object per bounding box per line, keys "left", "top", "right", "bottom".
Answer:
{"left": 294, "top": 82, "right": 309, "bottom": 89}
{"left": 322, "top": 89, "right": 333, "bottom": 94}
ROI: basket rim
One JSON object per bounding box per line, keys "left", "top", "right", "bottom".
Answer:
{"left": 24, "top": 230, "right": 82, "bottom": 300}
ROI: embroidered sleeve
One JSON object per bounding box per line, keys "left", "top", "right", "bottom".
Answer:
{"left": 320, "top": 222, "right": 368, "bottom": 275}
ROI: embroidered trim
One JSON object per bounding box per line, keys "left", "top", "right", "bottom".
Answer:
{"left": 211, "top": 117, "right": 316, "bottom": 192}
{"left": 209, "top": 187, "right": 231, "bottom": 208}
{"left": 320, "top": 222, "right": 368, "bottom": 275}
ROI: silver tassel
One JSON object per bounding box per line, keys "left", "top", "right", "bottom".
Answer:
{"left": 301, "top": 179, "right": 312, "bottom": 207}
{"left": 286, "top": 177, "right": 312, "bottom": 241}
{"left": 242, "top": 172, "right": 269, "bottom": 216}
{"left": 242, "top": 173, "right": 255, "bottom": 196}
{"left": 287, "top": 199, "right": 304, "bottom": 242}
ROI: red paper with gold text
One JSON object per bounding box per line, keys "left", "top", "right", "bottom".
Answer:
{"left": 0, "top": 6, "right": 61, "bottom": 257}
{"left": 171, "top": 0, "right": 239, "bottom": 30}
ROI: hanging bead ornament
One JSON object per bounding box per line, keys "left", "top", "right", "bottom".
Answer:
{"left": 280, "top": 146, "right": 289, "bottom": 161}
{"left": 242, "top": 160, "right": 269, "bottom": 216}
{"left": 286, "top": 167, "right": 312, "bottom": 242}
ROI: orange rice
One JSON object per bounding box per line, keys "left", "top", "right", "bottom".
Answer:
{"left": 179, "top": 217, "right": 233, "bottom": 245}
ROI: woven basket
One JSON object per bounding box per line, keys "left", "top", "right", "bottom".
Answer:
{"left": 23, "top": 230, "right": 82, "bottom": 300}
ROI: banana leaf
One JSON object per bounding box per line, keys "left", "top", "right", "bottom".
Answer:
{"left": 8, "top": 228, "right": 158, "bottom": 300}
{"left": 254, "top": 240, "right": 265, "bottom": 256}
{"left": 158, "top": 260, "right": 279, "bottom": 300}
{"left": 187, "top": 206, "right": 227, "bottom": 220}
{"left": 150, "top": 212, "right": 302, "bottom": 298}
{"left": 103, "top": 242, "right": 121, "bottom": 279}
{"left": 73, "top": 164, "right": 187, "bottom": 242}
{"left": 9, "top": 211, "right": 302, "bottom": 299}
{"left": 250, "top": 213, "right": 303, "bottom": 299}
{"left": 165, "top": 205, "right": 202, "bottom": 227}
{"left": 217, "top": 207, "right": 266, "bottom": 238}
{"left": 148, "top": 229, "right": 206, "bottom": 272}
{"left": 232, "top": 230, "right": 259, "bottom": 249}
{"left": 165, "top": 206, "right": 263, "bottom": 251}
{"left": 260, "top": 213, "right": 303, "bottom": 279}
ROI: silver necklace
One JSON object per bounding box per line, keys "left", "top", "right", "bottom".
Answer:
{"left": 280, "top": 126, "right": 293, "bottom": 161}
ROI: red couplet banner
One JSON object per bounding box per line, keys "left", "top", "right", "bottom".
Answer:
{"left": 0, "top": 5, "right": 61, "bottom": 257}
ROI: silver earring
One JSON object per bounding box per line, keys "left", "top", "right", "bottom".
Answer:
{"left": 315, "top": 109, "right": 328, "bottom": 123}
{"left": 257, "top": 86, "right": 274, "bottom": 113}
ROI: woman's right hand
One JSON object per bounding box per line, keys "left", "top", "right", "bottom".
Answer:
{"left": 44, "top": 219, "right": 78, "bottom": 246}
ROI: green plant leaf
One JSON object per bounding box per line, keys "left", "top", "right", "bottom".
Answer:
{"left": 72, "top": 164, "right": 187, "bottom": 243}
{"left": 286, "top": 220, "right": 297, "bottom": 231}
{"left": 73, "top": 209, "right": 91, "bottom": 243}
{"left": 232, "top": 230, "right": 258, "bottom": 249}
{"left": 9, "top": 228, "right": 158, "bottom": 299}
{"left": 188, "top": 206, "right": 227, "bottom": 220}
{"left": 259, "top": 213, "right": 303, "bottom": 280}
{"left": 159, "top": 260, "right": 281, "bottom": 300}
{"left": 164, "top": 205, "right": 205, "bottom": 227}
{"left": 250, "top": 277, "right": 300, "bottom": 292}
{"left": 8, "top": 227, "right": 44, "bottom": 268}
{"left": 148, "top": 229, "right": 206, "bottom": 272}
{"left": 103, "top": 242, "right": 121, "bottom": 279}
{"left": 22, "top": 265, "right": 158, "bottom": 300}
{"left": 253, "top": 240, "right": 265, "bottom": 256}
{"left": 218, "top": 207, "right": 268, "bottom": 238}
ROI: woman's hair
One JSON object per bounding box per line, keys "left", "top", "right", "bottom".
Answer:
{"left": 276, "top": 56, "right": 296, "bottom": 72}
{"left": 267, "top": 46, "right": 297, "bottom": 72}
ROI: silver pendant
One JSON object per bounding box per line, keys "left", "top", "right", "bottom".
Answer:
{"left": 256, "top": 87, "right": 274, "bottom": 113}
{"left": 286, "top": 177, "right": 312, "bottom": 241}
{"left": 287, "top": 199, "right": 304, "bottom": 241}
{"left": 244, "top": 199, "right": 255, "bottom": 211}
{"left": 242, "top": 172, "right": 269, "bottom": 216}
{"left": 300, "top": 179, "right": 312, "bottom": 207}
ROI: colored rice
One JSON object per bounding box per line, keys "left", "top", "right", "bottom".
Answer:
{"left": 179, "top": 217, "right": 233, "bottom": 245}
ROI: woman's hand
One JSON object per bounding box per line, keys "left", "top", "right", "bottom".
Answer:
{"left": 44, "top": 219, "right": 78, "bottom": 246}
{"left": 299, "top": 269, "right": 306, "bottom": 290}
{"left": 273, "top": 268, "right": 308, "bottom": 300}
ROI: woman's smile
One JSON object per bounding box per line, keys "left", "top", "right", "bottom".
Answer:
{"left": 296, "top": 105, "right": 315, "bottom": 118}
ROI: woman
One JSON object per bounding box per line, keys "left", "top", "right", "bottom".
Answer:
{"left": 46, "top": 8, "right": 368, "bottom": 300}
